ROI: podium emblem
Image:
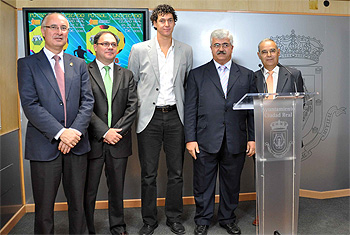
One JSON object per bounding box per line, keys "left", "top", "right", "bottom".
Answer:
{"left": 265, "top": 120, "right": 292, "bottom": 158}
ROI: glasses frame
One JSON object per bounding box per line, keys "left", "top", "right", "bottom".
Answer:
{"left": 43, "top": 25, "right": 69, "bottom": 32}
{"left": 212, "top": 43, "right": 231, "bottom": 49}
{"left": 96, "top": 42, "right": 118, "bottom": 48}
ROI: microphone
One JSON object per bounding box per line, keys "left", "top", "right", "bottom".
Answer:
{"left": 277, "top": 63, "right": 298, "bottom": 93}
{"left": 258, "top": 64, "right": 267, "bottom": 93}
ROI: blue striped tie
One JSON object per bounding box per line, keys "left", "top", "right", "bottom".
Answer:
{"left": 219, "top": 65, "right": 229, "bottom": 98}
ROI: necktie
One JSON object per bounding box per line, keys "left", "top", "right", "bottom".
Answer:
{"left": 266, "top": 70, "right": 274, "bottom": 93}
{"left": 53, "top": 55, "right": 66, "bottom": 125}
{"left": 104, "top": 66, "right": 113, "bottom": 127}
{"left": 218, "top": 65, "right": 229, "bottom": 98}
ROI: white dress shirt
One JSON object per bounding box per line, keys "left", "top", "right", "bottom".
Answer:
{"left": 156, "top": 39, "right": 176, "bottom": 106}
{"left": 43, "top": 47, "right": 65, "bottom": 75}
{"left": 263, "top": 66, "right": 280, "bottom": 93}
{"left": 213, "top": 59, "right": 232, "bottom": 75}
{"left": 96, "top": 59, "right": 114, "bottom": 83}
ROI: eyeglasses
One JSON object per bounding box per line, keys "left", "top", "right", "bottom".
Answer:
{"left": 43, "top": 25, "right": 69, "bottom": 32}
{"left": 260, "top": 48, "right": 277, "bottom": 55}
{"left": 96, "top": 42, "right": 118, "bottom": 48}
{"left": 212, "top": 43, "right": 231, "bottom": 48}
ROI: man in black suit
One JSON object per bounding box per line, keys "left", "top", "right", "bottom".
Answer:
{"left": 17, "top": 13, "right": 94, "bottom": 234}
{"left": 84, "top": 31, "right": 137, "bottom": 235}
{"left": 255, "top": 38, "right": 304, "bottom": 93}
{"left": 185, "top": 29, "right": 257, "bottom": 235}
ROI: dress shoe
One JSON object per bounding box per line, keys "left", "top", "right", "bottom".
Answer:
{"left": 220, "top": 222, "right": 241, "bottom": 234}
{"left": 166, "top": 221, "right": 185, "bottom": 234}
{"left": 139, "top": 223, "right": 158, "bottom": 235}
{"left": 110, "top": 225, "right": 128, "bottom": 235}
{"left": 194, "top": 224, "right": 209, "bottom": 235}
{"left": 252, "top": 216, "right": 259, "bottom": 226}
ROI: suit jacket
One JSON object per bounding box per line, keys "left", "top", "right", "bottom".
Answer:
{"left": 255, "top": 66, "right": 304, "bottom": 93}
{"left": 128, "top": 37, "right": 193, "bottom": 133}
{"left": 17, "top": 49, "right": 94, "bottom": 161}
{"left": 87, "top": 60, "right": 137, "bottom": 159}
{"left": 185, "top": 60, "right": 257, "bottom": 154}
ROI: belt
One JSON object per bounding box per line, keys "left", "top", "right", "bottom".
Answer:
{"left": 155, "top": 104, "right": 176, "bottom": 113}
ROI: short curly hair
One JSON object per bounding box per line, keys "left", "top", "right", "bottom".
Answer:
{"left": 150, "top": 4, "right": 177, "bottom": 30}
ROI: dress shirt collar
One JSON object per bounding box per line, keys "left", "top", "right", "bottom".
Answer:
{"left": 155, "top": 37, "right": 175, "bottom": 54}
{"left": 263, "top": 65, "right": 279, "bottom": 77}
{"left": 213, "top": 59, "right": 232, "bottom": 71}
{"left": 43, "top": 47, "right": 64, "bottom": 61}
{"left": 95, "top": 59, "right": 114, "bottom": 78}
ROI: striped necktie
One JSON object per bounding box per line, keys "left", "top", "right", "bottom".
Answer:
{"left": 219, "top": 65, "right": 229, "bottom": 98}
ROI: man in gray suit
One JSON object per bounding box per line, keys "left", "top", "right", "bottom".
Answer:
{"left": 84, "top": 31, "right": 137, "bottom": 235}
{"left": 128, "top": 4, "right": 193, "bottom": 235}
{"left": 255, "top": 38, "right": 304, "bottom": 93}
{"left": 253, "top": 38, "right": 304, "bottom": 226}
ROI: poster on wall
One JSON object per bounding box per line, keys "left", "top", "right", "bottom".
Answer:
{"left": 23, "top": 8, "right": 150, "bottom": 68}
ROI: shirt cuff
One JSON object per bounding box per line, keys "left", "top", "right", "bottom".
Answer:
{"left": 54, "top": 128, "right": 65, "bottom": 140}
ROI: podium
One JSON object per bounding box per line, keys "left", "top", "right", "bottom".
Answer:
{"left": 233, "top": 92, "right": 317, "bottom": 235}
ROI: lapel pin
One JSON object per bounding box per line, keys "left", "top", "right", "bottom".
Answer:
{"left": 70, "top": 62, "right": 73, "bottom": 67}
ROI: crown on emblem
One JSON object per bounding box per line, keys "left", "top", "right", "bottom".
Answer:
{"left": 271, "top": 30, "right": 324, "bottom": 65}
{"left": 270, "top": 120, "right": 288, "bottom": 130}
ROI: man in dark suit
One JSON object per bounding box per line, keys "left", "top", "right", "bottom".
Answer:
{"left": 185, "top": 29, "right": 256, "bottom": 235}
{"left": 17, "top": 13, "right": 94, "bottom": 234}
{"left": 255, "top": 38, "right": 304, "bottom": 93}
{"left": 253, "top": 38, "right": 304, "bottom": 226}
{"left": 84, "top": 31, "right": 137, "bottom": 235}
{"left": 128, "top": 4, "right": 192, "bottom": 235}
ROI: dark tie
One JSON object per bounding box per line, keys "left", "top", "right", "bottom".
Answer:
{"left": 53, "top": 55, "right": 66, "bottom": 125}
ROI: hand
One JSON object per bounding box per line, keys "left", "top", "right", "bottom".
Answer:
{"left": 60, "top": 129, "right": 81, "bottom": 148}
{"left": 58, "top": 141, "right": 71, "bottom": 154}
{"left": 246, "top": 141, "right": 256, "bottom": 157}
{"left": 186, "top": 141, "right": 200, "bottom": 160}
{"left": 103, "top": 128, "right": 123, "bottom": 145}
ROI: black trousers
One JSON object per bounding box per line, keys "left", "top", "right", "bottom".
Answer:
{"left": 84, "top": 146, "right": 128, "bottom": 234}
{"left": 193, "top": 135, "right": 246, "bottom": 226}
{"left": 137, "top": 109, "right": 185, "bottom": 226}
{"left": 30, "top": 152, "right": 88, "bottom": 234}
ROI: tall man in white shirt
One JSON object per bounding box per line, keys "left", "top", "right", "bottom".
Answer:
{"left": 128, "top": 4, "right": 193, "bottom": 235}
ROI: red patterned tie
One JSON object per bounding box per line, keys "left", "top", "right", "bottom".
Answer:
{"left": 53, "top": 55, "right": 66, "bottom": 125}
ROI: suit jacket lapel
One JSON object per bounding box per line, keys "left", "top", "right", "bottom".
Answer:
{"left": 227, "top": 62, "right": 240, "bottom": 95}
{"left": 89, "top": 60, "right": 107, "bottom": 97}
{"left": 148, "top": 38, "right": 160, "bottom": 83}
{"left": 112, "top": 64, "right": 122, "bottom": 100}
{"left": 277, "top": 67, "right": 288, "bottom": 92}
{"left": 207, "top": 60, "right": 225, "bottom": 95}
{"left": 36, "top": 50, "right": 62, "bottom": 100}
{"left": 256, "top": 71, "right": 265, "bottom": 93}
{"left": 173, "top": 40, "right": 182, "bottom": 82}
{"left": 63, "top": 53, "right": 73, "bottom": 100}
